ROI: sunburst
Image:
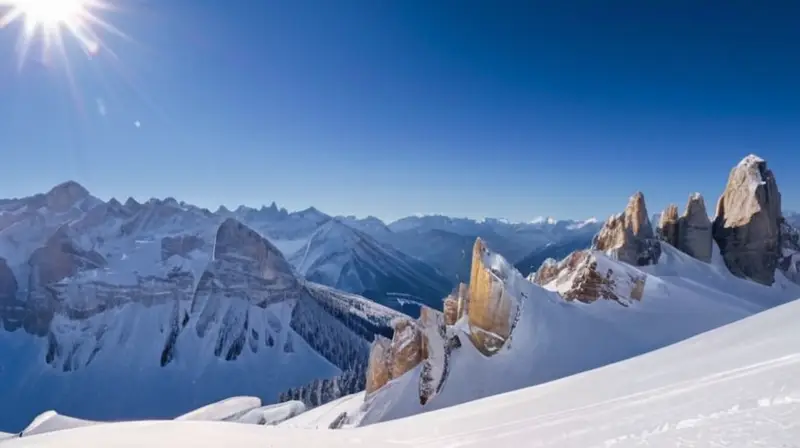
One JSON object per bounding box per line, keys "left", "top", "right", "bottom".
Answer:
{"left": 0, "top": 0, "right": 125, "bottom": 69}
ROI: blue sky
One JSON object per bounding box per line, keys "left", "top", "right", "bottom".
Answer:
{"left": 0, "top": 0, "right": 798, "bottom": 222}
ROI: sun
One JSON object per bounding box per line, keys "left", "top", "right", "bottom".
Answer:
{"left": 0, "top": 0, "right": 122, "bottom": 66}
{"left": 11, "top": 0, "right": 87, "bottom": 28}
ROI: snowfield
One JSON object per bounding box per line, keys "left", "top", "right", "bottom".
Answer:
{"left": 2, "top": 295, "right": 798, "bottom": 447}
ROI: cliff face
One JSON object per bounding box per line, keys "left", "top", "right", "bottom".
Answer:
{"left": 678, "top": 193, "right": 713, "bottom": 263}
{"left": 712, "top": 155, "right": 782, "bottom": 285}
{"left": 466, "top": 238, "right": 516, "bottom": 354}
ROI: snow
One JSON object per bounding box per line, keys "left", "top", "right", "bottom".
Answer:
{"left": 19, "top": 411, "right": 98, "bottom": 438}
{"left": 4, "top": 297, "right": 800, "bottom": 446}
{"left": 232, "top": 401, "right": 307, "bottom": 426}
{"left": 174, "top": 397, "right": 262, "bottom": 422}
{"left": 328, "top": 241, "right": 800, "bottom": 427}
{"left": 277, "top": 393, "right": 365, "bottom": 429}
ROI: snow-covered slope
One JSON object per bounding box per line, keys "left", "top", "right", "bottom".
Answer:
{"left": 289, "top": 219, "right": 452, "bottom": 315}
{"left": 4, "top": 296, "right": 799, "bottom": 447}
{"left": 331, "top": 239, "right": 800, "bottom": 427}
{"left": 0, "top": 209, "right": 403, "bottom": 433}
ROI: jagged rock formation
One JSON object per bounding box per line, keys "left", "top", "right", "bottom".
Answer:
{"left": 678, "top": 193, "right": 713, "bottom": 262}
{"left": 657, "top": 194, "right": 713, "bottom": 263}
{"left": 466, "top": 238, "right": 515, "bottom": 354}
{"left": 362, "top": 238, "right": 524, "bottom": 407}
{"left": 365, "top": 336, "right": 392, "bottom": 394}
{"left": 592, "top": 192, "right": 661, "bottom": 266}
{"left": 713, "top": 155, "right": 782, "bottom": 285}
{"left": 657, "top": 204, "right": 679, "bottom": 247}
{"left": 531, "top": 250, "right": 646, "bottom": 304}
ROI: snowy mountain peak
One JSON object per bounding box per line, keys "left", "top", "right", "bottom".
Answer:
{"left": 43, "top": 180, "right": 93, "bottom": 212}
{"left": 737, "top": 153, "right": 766, "bottom": 168}
{"left": 124, "top": 197, "right": 140, "bottom": 209}
{"left": 530, "top": 216, "right": 557, "bottom": 225}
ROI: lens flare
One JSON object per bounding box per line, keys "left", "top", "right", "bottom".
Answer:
{"left": 0, "top": 0, "right": 126, "bottom": 68}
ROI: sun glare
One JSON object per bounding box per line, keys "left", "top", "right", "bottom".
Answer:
{"left": 14, "top": 0, "right": 85, "bottom": 28}
{"left": 0, "top": 0, "right": 123, "bottom": 67}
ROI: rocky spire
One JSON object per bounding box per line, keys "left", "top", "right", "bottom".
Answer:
{"left": 593, "top": 192, "right": 661, "bottom": 266}
{"left": 712, "top": 155, "right": 782, "bottom": 285}
{"left": 678, "top": 193, "right": 713, "bottom": 262}
{"left": 657, "top": 204, "right": 679, "bottom": 248}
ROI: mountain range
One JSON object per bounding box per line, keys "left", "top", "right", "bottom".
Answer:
{"left": 0, "top": 154, "right": 798, "bottom": 440}
{"left": 0, "top": 180, "right": 599, "bottom": 431}
{"left": 1, "top": 154, "right": 797, "bottom": 446}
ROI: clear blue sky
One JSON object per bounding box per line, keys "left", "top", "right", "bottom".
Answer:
{"left": 0, "top": 0, "right": 799, "bottom": 222}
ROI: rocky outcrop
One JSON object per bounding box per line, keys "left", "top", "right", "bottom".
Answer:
{"left": 531, "top": 250, "right": 646, "bottom": 304}
{"left": 365, "top": 336, "right": 392, "bottom": 394}
{"left": 467, "top": 238, "right": 515, "bottom": 355}
{"left": 363, "top": 316, "right": 426, "bottom": 394}
{"left": 592, "top": 192, "right": 661, "bottom": 266}
{"left": 390, "top": 318, "right": 426, "bottom": 379}
{"left": 161, "top": 235, "right": 205, "bottom": 261}
{"left": 713, "top": 155, "right": 782, "bottom": 285}
{"left": 678, "top": 193, "right": 713, "bottom": 262}
{"left": 362, "top": 305, "right": 454, "bottom": 405}
{"left": 657, "top": 204, "right": 679, "bottom": 247}
{"left": 657, "top": 195, "right": 713, "bottom": 263}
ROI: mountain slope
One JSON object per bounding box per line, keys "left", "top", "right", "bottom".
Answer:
{"left": 5, "top": 294, "right": 799, "bottom": 447}
{"left": 289, "top": 219, "right": 453, "bottom": 315}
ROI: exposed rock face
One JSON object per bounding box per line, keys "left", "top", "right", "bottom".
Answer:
{"left": 467, "top": 238, "right": 515, "bottom": 354}
{"left": 443, "top": 296, "right": 459, "bottom": 326}
{"left": 713, "top": 155, "right": 782, "bottom": 285}
{"left": 209, "top": 218, "right": 298, "bottom": 294}
{"left": 28, "top": 226, "right": 106, "bottom": 290}
{"left": 161, "top": 235, "right": 205, "bottom": 261}
{"left": 390, "top": 318, "right": 425, "bottom": 379}
{"left": 532, "top": 250, "right": 647, "bottom": 304}
{"left": 678, "top": 193, "right": 713, "bottom": 262}
{"left": 657, "top": 204, "right": 679, "bottom": 247}
{"left": 592, "top": 192, "right": 661, "bottom": 266}
{"left": 531, "top": 258, "right": 559, "bottom": 285}
{"left": 442, "top": 283, "right": 469, "bottom": 326}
